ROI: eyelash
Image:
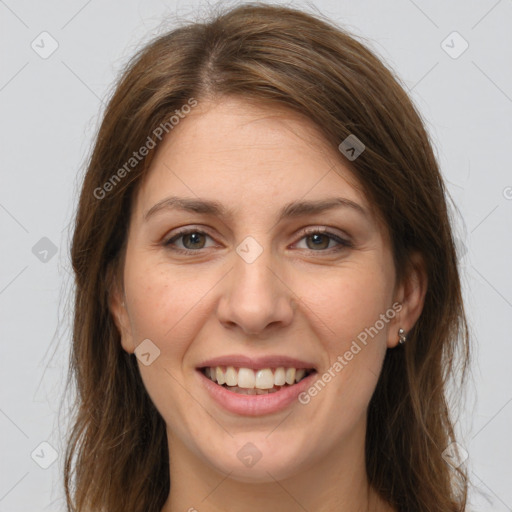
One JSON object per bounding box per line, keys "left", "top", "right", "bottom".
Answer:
{"left": 163, "top": 227, "right": 352, "bottom": 255}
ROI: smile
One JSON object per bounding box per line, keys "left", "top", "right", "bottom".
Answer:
{"left": 196, "top": 356, "right": 318, "bottom": 416}
{"left": 201, "top": 366, "right": 315, "bottom": 395}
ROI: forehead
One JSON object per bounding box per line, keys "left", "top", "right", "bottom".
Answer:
{"left": 134, "top": 96, "right": 371, "bottom": 220}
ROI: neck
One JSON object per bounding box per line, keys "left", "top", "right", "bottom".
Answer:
{"left": 160, "top": 419, "right": 394, "bottom": 512}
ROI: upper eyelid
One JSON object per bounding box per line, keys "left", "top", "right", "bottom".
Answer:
{"left": 165, "top": 227, "right": 217, "bottom": 244}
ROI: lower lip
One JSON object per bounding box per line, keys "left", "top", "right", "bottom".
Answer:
{"left": 197, "top": 369, "right": 317, "bottom": 416}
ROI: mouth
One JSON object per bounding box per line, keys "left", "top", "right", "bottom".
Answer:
{"left": 196, "top": 355, "right": 319, "bottom": 415}
{"left": 199, "top": 366, "right": 317, "bottom": 395}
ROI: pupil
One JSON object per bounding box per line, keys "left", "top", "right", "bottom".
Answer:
{"left": 185, "top": 232, "right": 204, "bottom": 248}
{"left": 308, "top": 234, "right": 328, "bottom": 250}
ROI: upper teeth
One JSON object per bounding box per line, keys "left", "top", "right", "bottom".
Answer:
{"left": 204, "top": 367, "right": 310, "bottom": 389}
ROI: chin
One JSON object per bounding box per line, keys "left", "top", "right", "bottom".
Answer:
{"left": 197, "top": 437, "right": 310, "bottom": 484}
{"left": 210, "top": 455, "right": 300, "bottom": 484}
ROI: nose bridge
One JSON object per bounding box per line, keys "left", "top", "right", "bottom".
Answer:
{"left": 235, "top": 243, "right": 277, "bottom": 298}
{"left": 217, "top": 237, "right": 294, "bottom": 334}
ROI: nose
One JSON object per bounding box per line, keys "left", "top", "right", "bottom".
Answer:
{"left": 216, "top": 245, "right": 295, "bottom": 336}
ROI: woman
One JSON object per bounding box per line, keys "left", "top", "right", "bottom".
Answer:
{"left": 64, "top": 3, "right": 470, "bottom": 511}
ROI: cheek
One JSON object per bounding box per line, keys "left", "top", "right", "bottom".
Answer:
{"left": 300, "top": 262, "right": 392, "bottom": 401}
{"left": 122, "top": 258, "right": 214, "bottom": 358}
{"left": 122, "top": 261, "right": 215, "bottom": 426}
{"left": 303, "top": 262, "right": 392, "bottom": 342}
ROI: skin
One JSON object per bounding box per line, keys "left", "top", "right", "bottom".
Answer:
{"left": 110, "top": 96, "right": 427, "bottom": 512}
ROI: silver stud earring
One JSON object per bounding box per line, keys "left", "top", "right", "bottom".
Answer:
{"left": 398, "top": 328, "right": 407, "bottom": 345}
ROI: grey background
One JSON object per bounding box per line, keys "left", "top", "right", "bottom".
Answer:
{"left": 1, "top": 0, "right": 511, "bottom": 510}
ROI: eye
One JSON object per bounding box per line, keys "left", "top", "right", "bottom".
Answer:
{"left": 163, "top": 226, "right": 351, "bottom": 255}
{"left": 164, "top": 229, "right": 216, "bottom": 253}
{"left": 294, "top": 228, "right": 351, "bottom": 252}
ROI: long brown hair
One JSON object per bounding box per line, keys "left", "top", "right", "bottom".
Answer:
{"left": 64, "top": 3, "right": 470, "bottom": 511}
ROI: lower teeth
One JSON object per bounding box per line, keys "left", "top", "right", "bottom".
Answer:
{"left": 223, "top": 385, "right": 287, "bottom": 395}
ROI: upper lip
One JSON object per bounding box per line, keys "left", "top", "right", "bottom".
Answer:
{"left": 197, "top": 354, "right": 317, "bottom": 371}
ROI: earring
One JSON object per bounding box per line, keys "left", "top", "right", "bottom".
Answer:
{"left": 398, "top": 328, "right": 407, "bottom": 345}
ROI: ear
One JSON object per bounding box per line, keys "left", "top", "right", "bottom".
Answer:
{"left": 387, "top": 251, "right": 428, "bottom": 348}
{"left": 108, "top": 266, "right": 135, "bottom": 354}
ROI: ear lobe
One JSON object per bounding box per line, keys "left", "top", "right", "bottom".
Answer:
{"left": 387, "top": 251, "right": 428, "bottom": 348}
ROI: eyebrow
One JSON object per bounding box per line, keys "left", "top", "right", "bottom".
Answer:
{"left": 144, "top": 195, "right": 368, "bottom": 223}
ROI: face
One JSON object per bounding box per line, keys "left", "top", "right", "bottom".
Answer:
{"left": 111, "top": 96, "right": 414, "bottom": 484}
